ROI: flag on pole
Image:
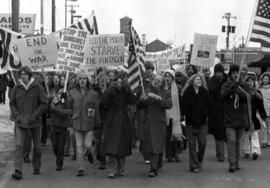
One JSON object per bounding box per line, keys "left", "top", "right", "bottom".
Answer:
{"left": 127, "top": 25, "right": 145, "bottom": 93}
{"left": 0, "top": 27, "right": 23, "bottom": 70}
{"left": 250, "top": 0, "right": 270, "bottom": 52}
{"left": 70, "top": 11, "right": 98, "bottom": 34}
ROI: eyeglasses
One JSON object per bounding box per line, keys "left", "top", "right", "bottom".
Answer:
{"left": 79, "top": 77, "right": 87, "bottom": 80}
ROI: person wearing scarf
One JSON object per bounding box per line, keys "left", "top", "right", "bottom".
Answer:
{"left": 182, "top": 74, "right": 209, "bottom": 173}
{"left": 259, "top": 72, "right": 270, "bottom": 148}
{"left": 138, "top": 74, "right": 172, "bottom": 177}
{"left": 164, "top": 69, "right": 183, "bottom": 162}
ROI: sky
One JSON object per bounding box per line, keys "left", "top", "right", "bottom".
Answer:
{"left": 0, "top": 0, "right": 259, "bottom": 50}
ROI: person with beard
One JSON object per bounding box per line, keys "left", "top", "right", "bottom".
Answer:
{"left": 137, "top": 74, "right": 172, "bottom": 177}
{"left": 241, "top": 75, "right": 266, "bottom": 160}
{"left": 100, "top": 73, "right": 138, "bottom": 178}
{"left": 221, "top": 64, "right": 250, "bottom": 173}
{"left": 208, "top": 64, "right": 227, "bottom": 162}
{"left": 185, "top": 64, "right": 198, "bottom": 78}
{"left": 164, "top": 69, "right": 183, "bottom": 162}
{"left": 67, "top": 72, "right": 100, "bottom": 177}
{"left": 10, "top": 66, "right": 47, "bottom": 180}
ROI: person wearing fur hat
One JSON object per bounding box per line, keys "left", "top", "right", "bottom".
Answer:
{"left": 221, "top": 63, "right": 250, "bottom": 173}
{"left": 208, "top": 63, "right": 227, "bottom": 162}
{"left": 259, "top": 72, "right": 270, "bottom": 148}
{"left": 164, "top": 69, "right": 183, "bottom": 162}
{"left": 10, "top": 66, "right": 48, "bottom": 180}
{"left": 67, "top": 72, "right": 100, "bottom": 177}
{"left": 241, "top": 75, "right": 266, "bottom": 160}
{"left": 100, "top": 73, "right": 138, "bottom": 178}
{"left": 182, "top": 74, "right": 209, "bottom": 173}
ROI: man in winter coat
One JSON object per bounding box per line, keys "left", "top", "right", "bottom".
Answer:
{"left": 221, "top": 64, "right": 249, "bottom": 173}
{"left": 10, "top": 66, "right": 47, "bottom": 180}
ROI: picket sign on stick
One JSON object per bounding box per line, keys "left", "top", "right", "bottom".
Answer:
{"left": 63, "top": 71, "right": 69, "bottom": 93}
{"left": 41, "top": 68, "right": 50, "bottom": 95}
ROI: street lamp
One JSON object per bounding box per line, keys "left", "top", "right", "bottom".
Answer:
{"left": 65, "top": 0, "right": 77, "bottom": 27}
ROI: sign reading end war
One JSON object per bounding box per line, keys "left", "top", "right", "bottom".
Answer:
{"left": 191, "top": 33, "right": 218, "bottom": 67}
{"left": 84, "top": 34, "right": 125, "bottom": 68}
{"left": 16, "top": 34, "right": 58, "bottom": 69}
{"left": 56, "top": 28, "right": 88, "bottom": 73}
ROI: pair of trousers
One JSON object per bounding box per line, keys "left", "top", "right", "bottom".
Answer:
{"left": 64, "top": 128, "right": 76, "bottom": 156}
{"left": 23, "top": 129, "right": 32, "bottom": 158}
{"left": 149, "top": 153, "right": 163, "bottom": 172}
{"left": 186, "top": 125, "right": 208, "bottom": 170}
{"left": 74, "top": 130, "right": 93, "bottom": 171}
{"left": 226, "top": 127, "right": 244, "bottom": 164}
{"left": 242, "top": 130, "right": 261, "bottom": 155}
{"left": 108, "top": 155, "right": 125, "bottom": 174}
{"left": 259, "top": 117, "right": 270, "bottom": 145}
{"left": 51, "top": 128, "right": 67, "bottom": 167}
{"left": 165, "top": 125, "right": 182, "bottom": 160}
{"left": 95, "top": 125, "right": 106, "bottom": 165}
{"left": 0, "top": 91, "right": 5, "bottom": 104}
{"left": 215, "top": 139, "right": 225, "bottom": 159}
{"left": 41, "top": 114, "right": 50, "bottom": 145}
{"left": 14, "top": 126, "right": 41, "bottom": 171}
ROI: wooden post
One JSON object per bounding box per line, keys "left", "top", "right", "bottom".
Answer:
{"left": 12, "top": 0, "right": 20, "bottom": 32}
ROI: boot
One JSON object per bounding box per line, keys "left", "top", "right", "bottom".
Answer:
{"left": 228, "top": 163, "right": 235, "bottom": 173}
{"left": 11, "top": 170, "right": 22, "bottom": 180}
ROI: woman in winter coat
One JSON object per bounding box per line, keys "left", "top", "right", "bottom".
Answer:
{"left": 100, "top": 73, "right": 137, "bottom": 178}
{"left": 208, "top": 64, "right": 227, "bottom": 162}
{"left": 259, "top": 72, "right": 270, "bottom": 148}
{"left": 138, "top": 74, "right": 172, "bottom": 177}
{"left": 67, "top": 72, "right": 100, "bottom": 177}
{"left": 182, "top": 74, "right": 209, "bottom": 173}
{"left": 164, "top": 69, "right": 183, "bottom": 162}
{"left": 241, "top": 75, "right": 267, "bottom": 160}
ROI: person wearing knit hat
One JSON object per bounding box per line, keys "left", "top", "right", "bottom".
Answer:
{"left": 164, "top": 69, "right": 183, "bottom": 163}
{"left": 11, "top": 65, "right": 47, "bottom": 180}
{"left": 221, "top": 63, "right": 250, "bottom": 173}
{"left": 208, "top": 63, "right": 227, "bottom": 162}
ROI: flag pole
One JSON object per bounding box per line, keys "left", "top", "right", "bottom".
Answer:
{"left": 237, "top": 0, "right": 259, "bottom": 81}
{"left": 130, "top": 24, "right": 145, "bottom": 95}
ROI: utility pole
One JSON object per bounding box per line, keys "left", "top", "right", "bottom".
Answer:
{"left": 52, "top": 0, "right": 56, "bottom": 32}
{"left": 222, "top": 12, "right": 236, "bottom": 50}
{"left": 12, "top": 0, "right": 20, "bottom": 32}
{"left": 70, "top": 5, "right": 81, "bottom": 24}
{"left": 40, "top": 0, "right": 44, "bottom": 35}
{"left": 65, "top": 0, "right": 77, "bottom": 27}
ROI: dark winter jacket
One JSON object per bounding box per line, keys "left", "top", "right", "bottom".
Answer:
{"left": 10, "top": 79, "right": 48, "bottom": 128}
{"left": 50, "top": 100, "right": 71, "bottom": 129}
{"left": 182, "top": 86, "right": 209, "bottom": 128}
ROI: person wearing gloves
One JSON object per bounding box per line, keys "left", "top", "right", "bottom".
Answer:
{"left": 10, "top": 66, "right": 47, "bottom": 180}
{"left": 182, "top": 74, "right": 209, "bottom": 173}
{"left": 259, "top": 72, "right": 270, "bottom": 148}
{"left": 164, "top": 69, "right": 183, "bottom": 162}
{"left": 241, "top": 75, "right": 266, "bottom": 160}
{"left": 67, "top": 72, "right": 100, "bottom": 177}
{"left": 138, "top": 74, "right": 172, "bottom": 177}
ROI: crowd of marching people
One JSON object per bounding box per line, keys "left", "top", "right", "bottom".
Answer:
{"left": 5, "top": 62, "right": 270, "bottom": 180}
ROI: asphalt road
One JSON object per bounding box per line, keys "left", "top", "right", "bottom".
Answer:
{"left": 1, "top": 135, "right": 270, "bottom": 188}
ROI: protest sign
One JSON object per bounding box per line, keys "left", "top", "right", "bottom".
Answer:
{"left": 155, "top": 58, "right": 170, "bottom": 73}
{"left": 16, "top": 34, "right": 58, "bottom": 69}
{"left": 190, "top": 33, "right": 218, "bottom": 67}
{"left": 145, "top": 45, "right": 185, "bottom": 60}
{"left": 56, "top": 28, "right": 89, "bottom": 73}
{"left": 84, "top": 34, "right": 125, "bottom": 68}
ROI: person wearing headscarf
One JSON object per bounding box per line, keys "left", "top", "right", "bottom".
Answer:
{"left": 163, "top": 69, "right": 183, "bottom": 162}
{"left": 100, "top": 73, "right": 138, "bottom": 178}
{"left": 241, "top": 74, "right": 266, "bottom": 160}
{"left": 137, "top": 74, "right": 172, "bottom": 177}
{"left": 208, "top": 64, "right": 227, "bottom": 162}
{"left": 67, "top": 72, "right": 100, "bottom": 177}
{"left": 182, "top": 74, "right": 209, "bottom": 173}
{"left": 259, "top": 72, "right": 270, "bottom": 148}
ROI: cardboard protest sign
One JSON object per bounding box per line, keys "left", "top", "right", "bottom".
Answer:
{"left": 16, "top": 34, "right": 58, "bottom": 69}
{"left": 56, "top": 28, "right": 89, "bottom": 73}
{"left": 84, "top": 34, "right": 125, "bottom": 68}
{"left": 190, "top": 33, "right": 218, "bottom": 67}
{"left": 155, "top": 58, "right": 170, "bottom": 73}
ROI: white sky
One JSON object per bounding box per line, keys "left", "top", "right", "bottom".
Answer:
{"left": 0, "top": 0, "right": 259, "bottom": 50}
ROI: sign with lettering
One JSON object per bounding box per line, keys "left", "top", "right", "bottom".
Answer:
{"left": 16, "top": 34, "right": 58, "bottom": 69}
{"left": 84, "top": 34, "right": 125, "bottom": 68}
{"left": 145, "top": 45, "right": 186, "bottom": 60}
{"left": 56, "top": 28, "right": 89, "bottom": 73}
{"left": 0, "top": 14, "right": 36, "bottom": 35}
{"left": 191, "top": 33, "right": 218, "bottom": 67}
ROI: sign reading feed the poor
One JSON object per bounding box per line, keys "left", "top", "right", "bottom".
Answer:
{"left": 0, "top": 14, "right": 36, "bottom": 35}
{"left": 84, "top": 34, "right": 125, "bottom": 68}
{"left": 16, "top": 34, "right": 58, "bottom": 69}
{"left": 191, "top": 33, "right": 218, "bottom": 67}
{"left": 56, "top": 28, "right": 89, "bottom": 73}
